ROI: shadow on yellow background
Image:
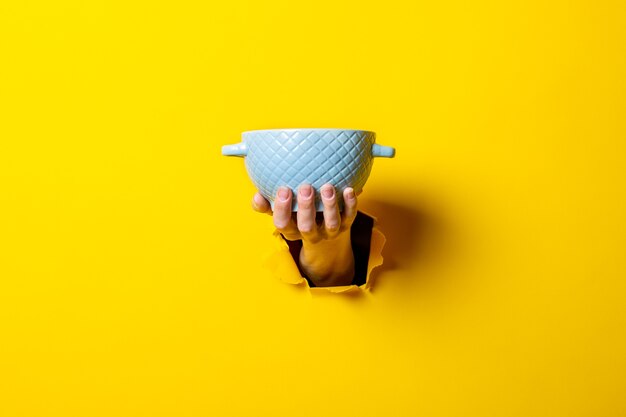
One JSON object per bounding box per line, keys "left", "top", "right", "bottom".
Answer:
{"left": 363, "top": 198, "right": 446, "bottom": 281}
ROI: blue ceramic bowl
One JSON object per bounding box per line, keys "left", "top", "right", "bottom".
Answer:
{"left": 222, "top": 128, "right": 395, "bottom": 211}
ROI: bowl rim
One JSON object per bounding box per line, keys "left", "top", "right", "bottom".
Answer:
{"left": 242, "top": 128, "right": 375, "bottom": 134}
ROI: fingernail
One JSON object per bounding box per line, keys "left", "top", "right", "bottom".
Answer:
{"left": 346, "top": 188, "right": 355, "bottom": 200}
{"left": 299, "top": 185, "right": 312, "bottom": 198}
{"left": 278, "top": 187, "right": 289, "bottom": 201}
{"left": 321, "top": 186, "right": 334, "bottom": 199}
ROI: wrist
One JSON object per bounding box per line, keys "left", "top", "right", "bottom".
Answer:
{"left": 299, "top": 233, "right": 355, "bottom": 287}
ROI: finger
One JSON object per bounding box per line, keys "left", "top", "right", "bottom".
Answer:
{"left": 296, "top": 184, "right": 318, "bottom": 241}
{"left": 341, "top": 187, "right": 358, "bottom": 229}
{"left": 273, "top": 187, "right": 299, "bottom": 239}
{"left": 320, "top": 183, "right": 340, "bottom": 237}
{"left": 251, "top": 192, "right": 271, "bottom": 214}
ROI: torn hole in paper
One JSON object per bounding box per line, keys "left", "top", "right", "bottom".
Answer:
{"left": 262, "top": 211, "right": 386, "bottom": 294}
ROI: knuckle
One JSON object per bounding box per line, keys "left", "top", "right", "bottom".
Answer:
{"left": 326, "top": 222, "right": 340, "bottom": 232}
{"left": 341, "top": 216, "right": 355, "bottom": 229}
{"left": 298, "top": 223, "right": 315, "bottom": 234}
{"left": 345, "top": 199, "right": 357, "bottom": 209}
{"left": 298, "top": 200, "right": 313, "bottom": 210}
{"left": 274, "top": 219, "right": 289, "bottom": 230}
{"left": 344, "top": 205, "right": 357, "bottom": 215}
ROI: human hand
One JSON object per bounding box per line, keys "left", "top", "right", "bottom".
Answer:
{"left": 252, "top": 184, "right": 358, "bottom": 287}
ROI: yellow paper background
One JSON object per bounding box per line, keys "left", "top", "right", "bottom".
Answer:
{"left": 1, "top": 1, "right": 625, "bottom": 416}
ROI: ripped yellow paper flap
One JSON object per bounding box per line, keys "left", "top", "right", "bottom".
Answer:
{"left": 262, "top": 210, "right": 386, "bottom": 294}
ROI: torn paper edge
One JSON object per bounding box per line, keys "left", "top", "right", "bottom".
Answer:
{"left": 262, "top": 210, "right": 386, "bottom": 294}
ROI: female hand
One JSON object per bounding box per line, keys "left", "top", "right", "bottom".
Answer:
{"left": 252, "top": 184, "right": 358, "bottom": 287}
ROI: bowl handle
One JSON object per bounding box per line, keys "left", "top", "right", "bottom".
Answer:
{"left": 372, "top": 143, "right": 395, "bottom": 158}
{"left": 222, "top": 142, "right": 248, "bottom": 157}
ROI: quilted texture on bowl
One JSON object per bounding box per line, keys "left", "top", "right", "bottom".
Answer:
{"left": 222, "top": 128, "right": 395, "bottom": 211}
{"left": 244, "top": 129, "right": 375, "bottom": 211}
